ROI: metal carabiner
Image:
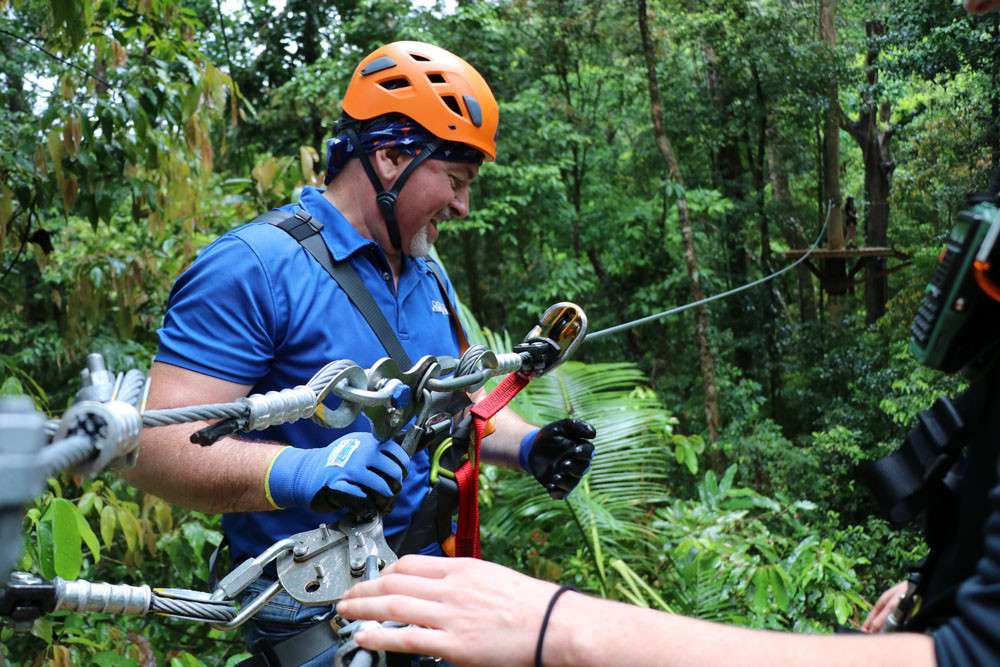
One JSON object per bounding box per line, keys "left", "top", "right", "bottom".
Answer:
{"left": 521, "top": 302, "right": 588, "bottom": 376}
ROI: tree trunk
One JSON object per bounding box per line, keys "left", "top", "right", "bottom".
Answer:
{"left": 842, "top": 20, "right": 895, "bottom": 323}
{"left": 638, "top": 0, "right": 723, "bottom": 453}
{"left": 820, "top": 0, "right": 846, "bottom": 323}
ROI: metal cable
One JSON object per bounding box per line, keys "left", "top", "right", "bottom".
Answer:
{"left": 141, "top": 402, "right": 247, "bottom": 427}
{"left": 456, "top": 345, "right": 490, "bottom": 377}
{"left": 349, "top": 651, "right": 374, "bottom": 667}
{"left": 39, "top": 435, "right": 95, "bottom": 477}
{"left": 586, "top": 203, "right": 833, "bottom": 341}
{"left": 308, "top": 360, "right": 358, "bottom": 394}
{"left": 115, "top": 369, "right": 147, "bottom": 408}
{"left": 150, "top": 594, "right": 238, "bottom": 622}
{"left": 141, "top": 352, "right": 517, "bottom": 433}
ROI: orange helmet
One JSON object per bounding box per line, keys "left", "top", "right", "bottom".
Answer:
{"left": 341, "top": 41, "right": 499, "bottom": 160}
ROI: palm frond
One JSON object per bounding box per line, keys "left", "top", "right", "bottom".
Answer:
{"left": 483, "top": 360, "right": 680, "bottom": 569}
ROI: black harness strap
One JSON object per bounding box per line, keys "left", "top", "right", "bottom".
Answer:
{"left": 862, "top": 394, "right": 974, "bottom": 526}
{"left": 341, "top": 118, "right": 443, "bottom": 251}
{"left": 258, "top": 209, "right": 412, "bottom": 368}
{"left": 235, "top": 612, "right": 339, "bottom": 667}
{"left": 231, "top": 211, "right": 471, "bottom": 666}
{"left": 262, "top": 208, "right": 472, "bottom": 553}
{"left": 425, "top": 258, "right": 469, "bottom": 354}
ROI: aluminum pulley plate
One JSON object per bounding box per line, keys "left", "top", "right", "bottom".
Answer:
{"left": 276, "top": 516, "right": 397, "bottom": 606}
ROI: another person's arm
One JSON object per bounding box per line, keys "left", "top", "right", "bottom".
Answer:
{"left": 337, "top": 555, "right": 935, "bottom": 667}
{"left": 861, "top": 581, "right": 907, "bottom": 633}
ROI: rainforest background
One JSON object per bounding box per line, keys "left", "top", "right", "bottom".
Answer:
{"left": 1, "top": 0, "right": 997, "bottom": 664}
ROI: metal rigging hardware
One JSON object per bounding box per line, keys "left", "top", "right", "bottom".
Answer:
{"left": 0, "top": 302, "right": 588, "bottom": 666}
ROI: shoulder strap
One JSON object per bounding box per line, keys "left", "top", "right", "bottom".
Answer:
{"left": 424, "top": 257, "right": 470, "bottom": 355}
{"left": 257, "top": 209, "right": 412, "bottom": 368}
{"left": 862, "top": 393, "right": 977, "bottom": 526}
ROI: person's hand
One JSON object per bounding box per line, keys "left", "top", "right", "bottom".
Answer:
{"left": 265, "top": 432, "right": 409, "bottom": 513}
{"left": 519, "top": 419, "right": 595, "bottom": 499}
{"left": 338, "top": 555, "right": 570, "bottom": 667}
{"left": 861, "top": 581, "right": 908, "bottom": 633}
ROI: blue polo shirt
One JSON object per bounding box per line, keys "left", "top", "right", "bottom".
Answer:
{"left": 155, "top": 186, "right": 462, "bottom": 563}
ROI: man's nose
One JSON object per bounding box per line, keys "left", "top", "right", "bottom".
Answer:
{"left": 450, "top": 187, "right": 470, "bottom": 218}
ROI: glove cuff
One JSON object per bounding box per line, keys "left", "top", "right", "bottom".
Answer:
{"left": 265, "top": 446, "right": 301, "bottom": 510}
{"left": 519, "top": 428, "right": 541, "bottom": 474}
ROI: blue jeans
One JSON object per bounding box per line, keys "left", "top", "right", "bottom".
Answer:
{"left": 240, "top": 577, "right": 456, "bottom": 667}
{"left": 241, "top": 577, "right": 337, "bottom": 667}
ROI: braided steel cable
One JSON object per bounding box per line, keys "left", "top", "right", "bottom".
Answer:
{"left": 455, "top": 345, "right": 491, "bottom": 378}
{"left": 39, "top": 435, "right": 95, "bottom": 477}
{"left": 308, "top": 360, "right": 359, "bottom": 394}
{"left": 141, "top": 402, "right": 248, "bottom": 427}
{"left": 150, "top": 594, "right": 238, "bottom": 622}
{"left": 140, "top": 352, "right": 523, "bottom": 433}
{"left": 115, "top": 369, "right": 147, "bottom": 408}
{"left": 586, "top": 203, "right": 833, "bottom": 341}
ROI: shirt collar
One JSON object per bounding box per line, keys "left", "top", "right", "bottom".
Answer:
{"left": 296, "top": 186, "right": 433, "bottom": 277}
{"left": 297, "top": 186, "right": 374, "bottom": 262}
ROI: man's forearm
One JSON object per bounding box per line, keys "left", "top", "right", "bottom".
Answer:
{"left": 479, "top": 404, "right": 536, "bottom": 469}
{"left": 121, "top": 361, "right": 285, "bottom": 513}
{"left": 124, "top": 422, "right": 283, "bottom": 514}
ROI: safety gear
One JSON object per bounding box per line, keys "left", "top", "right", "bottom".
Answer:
{"left": 265, "top": 433, "right": 409, "bottom": 513}
{"left": 336, "top": 41, "right": 498, "bottom": 251}
{"left": 520, "top": 419, "right": 596, "bottom": 500}
{"left": 342, "top": 41, "right": 499, "bottom": 161}
{"left": 910, "top": 199, "right": 1000, "bottom": 372}
{"left": 324, "top": 115, "right": 485, "bottom": 184}
{"left": 864, "top": 372, "right": 1000, "bottom": 634}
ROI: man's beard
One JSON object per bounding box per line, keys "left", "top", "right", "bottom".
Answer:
{"left": 409, "top": 223, "right": 434, "bottom": 258}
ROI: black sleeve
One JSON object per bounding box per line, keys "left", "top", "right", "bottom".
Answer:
{"left": 933, "top": 459, "right": 1000, "bottom": 666}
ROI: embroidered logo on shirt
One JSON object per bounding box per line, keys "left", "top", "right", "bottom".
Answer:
{"left": 326, "top": 438, "right": 362, "bottom": 467}
{"left": 431, "top": 299, "right": 448, "bottom": 315}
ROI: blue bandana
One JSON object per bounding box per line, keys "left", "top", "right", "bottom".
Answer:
{"left": 324, "top": 114, "right": 484, "bottom": 184}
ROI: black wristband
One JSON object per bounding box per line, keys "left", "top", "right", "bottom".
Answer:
{"left": 535, "top": 584, "right": 577, "bottom": 667}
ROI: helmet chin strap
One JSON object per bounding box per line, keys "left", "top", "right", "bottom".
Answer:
{"left": 342, "top": 120, "right": 443, "bottom": 251}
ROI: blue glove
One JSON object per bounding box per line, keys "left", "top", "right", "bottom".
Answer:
{"left": 519, "top": 419, "right": 596, "bottom": 500}
{"left": 265, "top": 432, "right": 409, "bottom": 514}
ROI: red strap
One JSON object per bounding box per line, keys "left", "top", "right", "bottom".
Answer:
{"left": 455, "top": 372, "right": 531, "bottom": 558}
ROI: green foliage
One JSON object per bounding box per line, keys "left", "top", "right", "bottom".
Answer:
{"left": 3, "top": 471, "right": 250, "bottom": 666}
{"left": 481, "top": 360, "right": 881, "bottom": 633}
{"left": 2, "top": 0, "right": 994, "bottom": 660}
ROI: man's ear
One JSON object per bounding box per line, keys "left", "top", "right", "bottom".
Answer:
{"left": 372, "top": 148, "right": 414, "bottom": 184}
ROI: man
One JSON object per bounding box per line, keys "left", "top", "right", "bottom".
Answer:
{"left": 336, "top": 4, "right": 1000, "bottom": 665}
{"left": 124, "top": 41, "right": 594, "bottom": 665}
{"left": 845, "top": 195, "right": 859, "bottom": 249}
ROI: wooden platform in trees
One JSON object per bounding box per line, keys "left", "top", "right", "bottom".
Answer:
{"left": 781, "top": 247, "right": 910, "bottom": 295}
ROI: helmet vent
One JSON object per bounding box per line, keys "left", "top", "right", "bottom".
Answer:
{"left": 463, "top": 95, "right": 483, "bottom": 127}
{"left": 441, "top": 95, "right": 463, "bottom": 118}
{"left": 379, "top": 78, "right": 412, "bottom": 90}
{"left": 409, "top": 53, "right": 430, "bottom": 62}
{"left": 426, "top": 73, "right": 446, "bottom": 84}
{"left": 361, "top": 56, "right": 397, "bottom": 76}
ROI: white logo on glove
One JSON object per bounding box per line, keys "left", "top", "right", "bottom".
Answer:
{"left": 326, "top": 438, "right": 362, "bottom": 467}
